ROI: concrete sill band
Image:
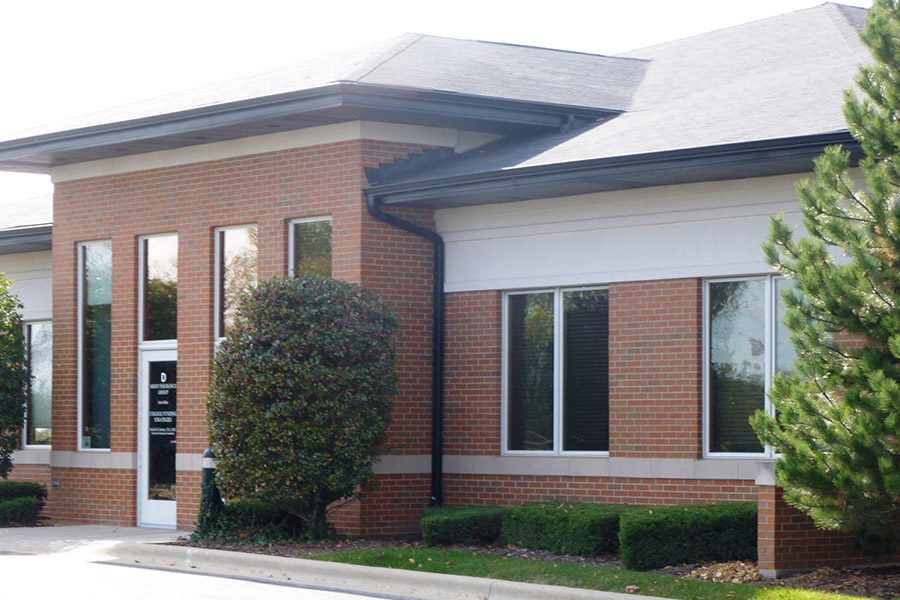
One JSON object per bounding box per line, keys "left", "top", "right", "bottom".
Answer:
{"left": 108, "top": 542, "right": 669, "bottom": 600}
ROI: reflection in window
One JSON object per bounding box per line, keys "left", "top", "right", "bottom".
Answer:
{"left": 707, "top": 276, "right": 797, "bottom": 455}
{"left": 506, "top": 288, "right": 610, "bottom": 453}
{"left": 25, "top": 322, "right": 52, "bottom": 446}
{"left": 291, "top": 218, "right": 332, "bottom": 277}
{"left": 709, "top": 280, "right": 766, "bottom": 454}
{"left": 216, "top": 225, "right": 257, "bottom": 339}
{"left": 80, "top": 241, "right": 112, "bottom": 449}
{"left": 507, "top": 293, "right": 554, "bottom": 451}
{"left": 142, "top": 235, "right": 178, "bottom": 342}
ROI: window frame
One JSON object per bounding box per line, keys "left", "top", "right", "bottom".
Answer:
{"left": 501, "top": 285, "right": 610, "bottom": 457}
{"left": 287, "top": 216, "right": 333, "bottom": 277}
{"left": 702, "top": 274, "right": 785, "bottom": 459}
{"left": 77, "top": 240, "right": 112, "bottom": 453}
{"left": 138, "top": 233, "right": 179, "bottom": 349}
{"left": 22, "top": 320, "right": 52, "bottom": 449}
{"left": 213, "top": 224, "right": 257, "bottom": 344}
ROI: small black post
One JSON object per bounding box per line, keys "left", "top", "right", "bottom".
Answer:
{"left": 201, "top": 447, "right": 222, "bottom": 509}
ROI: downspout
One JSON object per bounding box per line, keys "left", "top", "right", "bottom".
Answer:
{"left": 365, "top": 191, "right": 445, "bottom": 507}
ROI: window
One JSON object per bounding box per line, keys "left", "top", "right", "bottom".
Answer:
{"left": 140, "top": 234, "right": 178, "bottom": 343}
{"left": 214, "top": 225, "right": 257, "bottom": 340}
{"left": 79, "top": 241, "right": 112, "bottom": 450}
{"left": 289, "top": 217, "right": 332, "bottom": 277}
{"left": 24, "top": 321, "right": 52, "bottom": 446}
{"left": 704, "top": 276, "right": 796, "bottom": 456}
{"left": 504, "top": 287, "right": 609, "bottom": 454}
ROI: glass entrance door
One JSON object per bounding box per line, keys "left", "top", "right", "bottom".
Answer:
{"left": 138, "top": 349, "right": 177, "bottom": 528}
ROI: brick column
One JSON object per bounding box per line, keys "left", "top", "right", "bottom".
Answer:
{"left": 757, "top": 462, "right": 899, "bottom": 578}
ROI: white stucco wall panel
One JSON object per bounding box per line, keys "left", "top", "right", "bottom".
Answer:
{"left": 0, "top": 250, "right": 52, "bottom": 320}
{"left": 436, "top": 174, "right": 814, "bottom": 292}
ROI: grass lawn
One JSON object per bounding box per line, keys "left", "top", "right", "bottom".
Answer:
{"left": 313, "top": 548, "right": 873, "bottom": 600}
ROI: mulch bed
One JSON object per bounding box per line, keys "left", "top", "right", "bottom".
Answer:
{"left": 180, "top": 537, "right": 900, "bottom": 599}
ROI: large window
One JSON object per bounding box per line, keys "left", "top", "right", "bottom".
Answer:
{"left": 79, "top": 241, "right": 112, "bottom": 450}
{"left": 140, "top": 234, "right": 178, "bottom": 342}
{"left": 214, "top": 225, "right": 257, "bottom": 340}
{"left": 705, "top": 276, "right": 796, "bottom": 456}
{"left": 504, "top": 287, "right": 609, "bottom": 454}
{"left": 289, "top": 217, "right": 332, "bottom": 277}
{"left": 25, "top": 321, "right": 52, "bottom": 446}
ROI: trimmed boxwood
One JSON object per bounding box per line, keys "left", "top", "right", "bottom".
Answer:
{"left": 421, "top": 505, "right": 504, "bottom": 546}
{"left": 502, "top": 502, "right": 626, "bottom": 556}
{"left": 0, "top": 496, "right": 44, "bottom": 525}
{"left": 618, "top": 502, "right": 757, "bottom": 570}
{"left": 0, "top": 481, "right": 46, "bottom": 502}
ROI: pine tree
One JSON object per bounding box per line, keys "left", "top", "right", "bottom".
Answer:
{"left": 751, "top": 0, "right": 900, "bottom": 553}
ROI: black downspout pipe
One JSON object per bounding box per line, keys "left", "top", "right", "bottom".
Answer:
{"left": 366, "top": 191, "right": 445, "bottom": 507}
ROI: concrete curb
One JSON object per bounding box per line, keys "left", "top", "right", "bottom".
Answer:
{"left": 107, "top": 542, "right": 671, "bottom": 600}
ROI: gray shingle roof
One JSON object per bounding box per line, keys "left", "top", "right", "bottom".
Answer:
{"left": 378, "top": 3, "right": 869, "bottom": 185}
{"left": 0, "top": 194, "right": 52, "bottom": 231}
{"left": 2, "top": 34, "right": 645, "bottom": 142}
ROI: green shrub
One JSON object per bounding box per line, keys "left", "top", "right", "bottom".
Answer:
{"left": 502, "top": 502, "right": 626, "bottom": 556}
{"left": 618, "top": 502, "right": 757, "bottom": 570}
{"left": 209, "top": 277, "right": 397, "bottom": 539}
{"left": 191, "top": 497, "right": 305, "bottom": 543}
{"left": 421, "top": 505, "right": 504, "bottom": 546}
{"left": 0, "top": 496, "right": 44, "bottom": 525}
{"left": 0, "top": 480, "right": 46, "bottom": 502}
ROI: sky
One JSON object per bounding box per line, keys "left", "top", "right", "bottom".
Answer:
{"left": 0, "top": 0, "right": 873, "bottom": 205}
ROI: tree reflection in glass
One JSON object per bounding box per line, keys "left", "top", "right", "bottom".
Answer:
{"left": 143, "top": 235, "right": 178, "bottom": 342}
{"left": 218, "top": 226, "right": 258, "bottom": 337}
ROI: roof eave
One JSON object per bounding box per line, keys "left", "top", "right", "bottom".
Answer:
{"left": 0, "top": 83, "right": 616, "bottom": 174}
{"left": 0, "top": 225, "right": 52, "bottom": 255}
{"left": 369, "top": 132, "right": 860, "bottom": 207}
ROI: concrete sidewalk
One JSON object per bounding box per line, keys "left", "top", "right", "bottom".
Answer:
{"left": 0, "top": 526, "right": 671, "bottom": 600}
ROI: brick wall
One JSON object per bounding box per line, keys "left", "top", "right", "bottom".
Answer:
{"left": 48, "top": 138, "right": 435, "bottom": 530}
{"left": 44, "top": 467, "right": 135, "bottom": 525}
{"left": 758, "top": 485, "right": 900, "bottom": 576}
{"left": 444, "top": 291, "right": 502, "bottom": 455}
{"left": 445, "top": 474, "right": 757, "bottom": 505}
{"left": 9, "top": 463, "right": 51, "bottom": 487}
{"left": 609, "top": 279, "right": 703, "bottom": 458}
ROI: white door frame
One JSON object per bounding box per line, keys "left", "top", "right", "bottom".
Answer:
{"left": 137, "top": 347, "right": 177, "bottom": 528}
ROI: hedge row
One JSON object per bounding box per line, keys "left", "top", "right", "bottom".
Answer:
{"left": 421, "top": 501, "right": 757, "bottom": 570}
{"left": 0, "top": 481, "right": 46, "bottom": 525}
{"left": 503, "top": 502, "right": 626, "bottom": 555}
{"left": 618, "top": 502, "right": 758, "bottom": 570}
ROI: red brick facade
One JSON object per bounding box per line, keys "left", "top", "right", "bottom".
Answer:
{"left": 43, "top": 138, "right": 433, "bottom": 532}
{"left": 6, "top": 134, "right": 879, "bottom": 573}
{"left": 758, "top": 485, "right": 900, "bottom": 575}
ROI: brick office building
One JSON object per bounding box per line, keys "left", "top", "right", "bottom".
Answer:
{"left": 0, "top": 3, "right": 885, "bottom": 576}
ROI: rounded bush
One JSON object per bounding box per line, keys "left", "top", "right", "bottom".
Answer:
{"left": 208, "top": 277, "right": 397, "bottom": 538}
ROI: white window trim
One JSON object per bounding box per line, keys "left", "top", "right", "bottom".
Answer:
{"left": 77, "top": 240, "right": 112, "bottom": 453}
{"left": 287, "top": 216, "right": 332, "bottom": 277}
{"left": 702, "top": 274, "right": 782, "bottom": 460}
{"left": 22, "top": 320, "right": 52, "bottom": 449}
{"left": 138, "top": 233, "right": 178, "bottom": 350}
{"left": 213, "top": 224, "right": 257, "bottom": 344}
{"left": 501, "top": 286, "right": 610, "bottom": 457}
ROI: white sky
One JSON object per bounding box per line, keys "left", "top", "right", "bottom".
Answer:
{"left": 0, "top": 0, "right": 872, "bottom": 204}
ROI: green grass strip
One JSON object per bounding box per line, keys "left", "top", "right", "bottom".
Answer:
{"left": 313, "top": 548, "right": 873, "bottom": 600}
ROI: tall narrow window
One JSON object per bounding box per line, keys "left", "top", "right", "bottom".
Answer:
{"left": 505, "top": 287, "right": 609, "bottom": 454}
{"left": 507, "top": 292, "right": 554, "bottom": 451}
{"left": 215, "top": 225, "right": 257, "bottom": 340}
{"left": 141, "top": 235, "right": 178, "bottom": 342}
{"left": 290, "top": 217, "right": 332, "bottom": 277}
{"left": 706, "top": 276, "right": 797, "bottom": 456}
{"left": 80, "top": 241, "right": 112, "bottom": 449}
{"left": 562, "top": 289, "right": 609, "bottom": 452}
{"left": 25, "top": 322, "right": 52, "bottom": 446}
